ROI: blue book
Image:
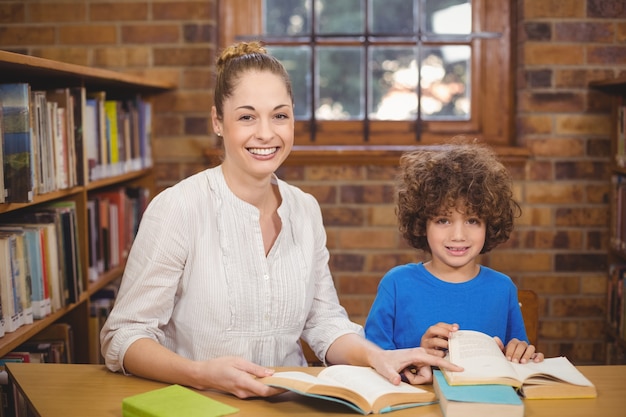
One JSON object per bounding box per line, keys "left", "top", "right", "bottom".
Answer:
{"left": 433, "top": 370, "right": 523, "bottom": 417}
{"left": 0, "top": 83, "right": 34, "bottom": 203}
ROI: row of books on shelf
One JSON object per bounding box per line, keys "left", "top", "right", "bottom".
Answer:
{"left": 0, "top": 202, "right": 82, "bottom": 336}
{"left": 0, "top": 323, "right": 74, "bottom": 417}
{"left": 615, "top": 98, "right": 626, "bottom": 168}
{"left": 0, "top": 185, "right": 148, "bottom": 338}
{"left": 608, "top": 263, "right": 626, "bottom": 340}
{"left": 610, "top": 173, "right": 626, "bottom": 252}
{"left": 0, "top": 82, "right": 153, "bottom": 204}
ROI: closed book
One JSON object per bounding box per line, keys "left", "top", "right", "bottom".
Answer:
{"left": 433, "top": 370, "right": 523, "bottom": 417}
{"left": 122, "top": 384, "right": 238, "bottom": 417}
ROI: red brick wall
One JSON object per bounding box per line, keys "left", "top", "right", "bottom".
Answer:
{"left": 2, "top": 0, "right": 626, "bottom": 364}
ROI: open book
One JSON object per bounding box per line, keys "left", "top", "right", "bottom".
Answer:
{"left": 441, "top": 330, "right": 597, "bottom": 399}
{"left": 259, "top": 365, "right": 436, "bottom": 415}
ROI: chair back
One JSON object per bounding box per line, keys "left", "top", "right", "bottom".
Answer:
{"left": 518, "top": 289, "right": 539, "bottom": 346}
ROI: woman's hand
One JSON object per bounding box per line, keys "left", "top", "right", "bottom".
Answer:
{"left": 193, "top": 356, "right": 284, "bottom": 398}
{"left": 420, "top": 322, "right": 459, "bottom": 357}
{"left": 368, "top": 346, "right": 464, "bottom": 386}
{"left": 494, "top": 337, "right": 545, "bottom": 364}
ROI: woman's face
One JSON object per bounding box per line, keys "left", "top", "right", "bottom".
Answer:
{"left": 213, "top": 70, "right": 294, "bottom": 180}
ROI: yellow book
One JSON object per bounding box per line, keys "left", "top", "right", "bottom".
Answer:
{"left": 122, "top": 384, "right": 238, "bottom": 417}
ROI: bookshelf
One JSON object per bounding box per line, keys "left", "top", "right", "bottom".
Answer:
{"left": 590, "top": 76, "right": 626, "bottom": 364}
{"left": 0, "top": 50, "right": 174, "bottom": 363}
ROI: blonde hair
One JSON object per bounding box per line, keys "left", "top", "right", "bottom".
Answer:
{"left": 213, "top": 41, "right": 293, "bottom": 120}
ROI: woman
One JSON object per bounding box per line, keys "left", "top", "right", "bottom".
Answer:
{"left": 100, "top": 41, "right": 461, "bottom": 399}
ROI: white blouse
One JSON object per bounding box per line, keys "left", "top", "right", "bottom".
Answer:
{"left": 100, "top": 166, "right": 362, "bottom": 372}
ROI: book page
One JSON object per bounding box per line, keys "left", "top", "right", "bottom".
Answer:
{"left": 447, "top": 330, "right": 518, "bottom": 382}
{"left": 319, "top": 365, "right": 429, "bottom": 401}
{"left": 510, "top": 357, "right": 595, "bottom": 387}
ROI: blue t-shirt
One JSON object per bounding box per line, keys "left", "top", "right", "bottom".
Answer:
{"left": 364, "top": 262, "right": 528, "bottom": 349}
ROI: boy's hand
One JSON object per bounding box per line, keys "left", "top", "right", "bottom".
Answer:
{"left": 420, "top": 323, "right": 459, "bottom": 357}
{"left": 495, "top": 337, "right": 544, "bottom": 364}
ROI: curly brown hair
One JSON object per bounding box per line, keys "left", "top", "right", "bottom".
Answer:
{"left": 213, "top": 41, "right": 294, "bottom": 121}
{"left": 396, "top": 141, "right": 521, "bottom": 254}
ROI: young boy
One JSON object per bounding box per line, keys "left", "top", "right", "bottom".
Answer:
{"left": 365, "top": 141, "right": 544, "bottom": 364}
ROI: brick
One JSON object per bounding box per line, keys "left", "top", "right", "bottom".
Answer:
{"left": 518, "top": 91, "right": 584, "bottom": 112}
{"left": 154, "top": 47, "right": 213, "bottom": 66}
{"left": 369, "top": 252, "right": 418, "bottom": 273}
{"left": 153, "top": 1, "right": 211, "bottom": 20}
{"left": 182, "top": 68, "right": 214, "bottom": 89}
{"left": 554, "top": 254, "right": 607, "bottom": 272}
{"left": 521, "top": 275, "right": 580, "bottom": 294}
{"left": 521, "top": 230, "right": 583, "bottom": 250}
{"left": 579, "top": 319, "right": 607, "bottom": 339}
{"left": 337, "top": 275, "right": 382, "bottom": 295}
{"left": 489, "top": 251, "right": 552, "bottom": 272}
{"left": 555, "top": 161, "right": 608, "bottom": 180}
{"left": 321, "top": 207, "right": 365, "bottom": 227}
{"left": 555, "top": 207, "right": 609, "bottom": 227}
{"left": 183, "top": 24, "right": 215, "bottom": 43}
{"left": 587, "top": 0, "right": 626, "bottom": 18}
{"left": 581, "top": 274, "right": 609, "bottom": 295}
{"left": 524, "top": 22, "right": 551, "bottom": 41}
{"left": 340, "top": 184, "right": 395, "bottom": 204}
{"left": 555, "top": 69, "right": 615, "bottom": 88}
{"left": 588, "top": 90, "right": 614, "bottom": 113}
{"left": 298, "top": 184, "right": 335, "bottom": 204}
{"left": 153, "top": 136, "right": 212, "bottom": 160}
{"left": 0, "top": 3, "right": 25, "bottom": 24}
{"left": 151, "top": 114, "right": 183, "bottom": 136}
{"left": 587, "top": 230, "right": 607, "bottom": 250}
{"left": 93, "top": 47, "right": 151, "bottom": 68}
{"left": 180, "top": 162, "right": 208, "bottom": 178}
{"left": 28, "top": 3, "right": 86, "bottom": 22}
{"left": 516, "top": 206, "right": 552, "bottom": 227}
{"left": 524, "top": 43, "right": 585, "bottom": 65}
{"left": 90, "top": 2, "right": 148, "bottom": 21}
{"left": 551, "top": 296, "right": 604, "bottom": 317}
{"left": 122, "top": 24, "right": 180, "bottom": 44}
{"left": 306, "top": 165, "right": 363, "bottom": 181}
{"left": 588, "top": 46, "right": 626, "bottom": 65}
{"left": 525, "top": 160, "right": 553, "bottom": 181}
{"left": 338, "top": 296, "right": 372, "bottom": 323}
{"left": 368, "top": 206, "right": 397, "bottom": 227}
{"left": 329, "top": 253, "right": 366, "bottom": 272}
{"left": 34, "top": 47, "right": 89, "bottom": 66}
{"left": 59, "top": 25, "right": 116, "bottom": 44}
{"left": 526, "top": 138, "right": 585, "bottom": 158}
{"left": 554, "top": 22, "right": 613, "bottom": 43}
{"left": 525, "top": 69, "right": 552, "bottom": 88}
{"left": 525, "top": 183, "right": 584, "bottom": 204}
{"left": 587, "top": 138, "right": 611, "bottom": 158}
{"left": 618, "top": 22, "right": 626, "bottom": 42}
{"left": 183, "top": 116, "right": 209, "bottom": 135}
{"left": 0, "top": 26, "right": 56, "bottom": 45}
{"left": 516, "top": 115, "right": 552, "bottom": 135}
{"left": 555, "top": 114, "right": 610, "bottom": 135}
{"left": 337, "top": 229, "right": 398, "bottom": 249}
{"left": 540, "top": 320, "right": 578, "bottom": 338}
{"left": 523, "top": 0, "right": 584, "bottom": 18}
{"left": 153, "top": 91, "right": 212, "bottom": 113}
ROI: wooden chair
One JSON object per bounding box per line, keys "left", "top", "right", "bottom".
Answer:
{"left": 518, "top": 289, "right": 539, "bottom": 346}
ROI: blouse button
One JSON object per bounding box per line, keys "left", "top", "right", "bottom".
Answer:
{"left": 263, "top": 274, "right": 270, "bottom": 280}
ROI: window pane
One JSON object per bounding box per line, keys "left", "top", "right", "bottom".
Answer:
{"left": 316, "top": 47, "right": 363, "bottom": 120}
{"left": 422, "top": 0, "right": 471, "bottom": 34}
{"left": 267, "top": 46, "right": 312, "bottom": 119}
{"left": 370, "top": 0, "right": 415, "bottom": 35}
{"left": 264, "top": 0, "right": 310, "bottom": 36}
{"left": 370, "top": 46, "right": 418, "bottom": 120}
{"left": 421, "top": 45, "right": 470, "bottom": 120}
{"left": 316, "top": 0, "right": 363, "bottom": 35}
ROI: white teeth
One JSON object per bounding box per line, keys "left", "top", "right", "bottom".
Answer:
{"left": 248, "top": 147, "right": 278, "bottom": 155}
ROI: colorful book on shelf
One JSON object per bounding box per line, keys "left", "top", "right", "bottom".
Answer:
{"left": 122, "top": 384, "right": 239, "bottom": 417}
{"left": 433, "top": 369, "right": 523, "bottom": 417}
{"left": 0, "top": 232, "right": 21, "bottom": 333}
{"left": 441, "top": 330, "right": 597, "bottom": 399}
{"left": 0, "top": 227, "right": 33, "bottom": 326}
{"left": 260, "top": 365, "right": 436, "bottom": 414}
{"left": 0, "top": 83, "right": 34, "bottom": 203}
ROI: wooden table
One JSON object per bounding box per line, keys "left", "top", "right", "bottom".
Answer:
{"left": 6, "top": 363, "right": 626, "bottom": 417}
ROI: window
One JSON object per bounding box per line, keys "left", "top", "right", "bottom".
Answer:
{"left": 218, "top": 0, "right": 513, "bottom": 147}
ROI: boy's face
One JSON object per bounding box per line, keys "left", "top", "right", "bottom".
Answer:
{"left": 425, "top": 205, "right": 486, "bottom": 280}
